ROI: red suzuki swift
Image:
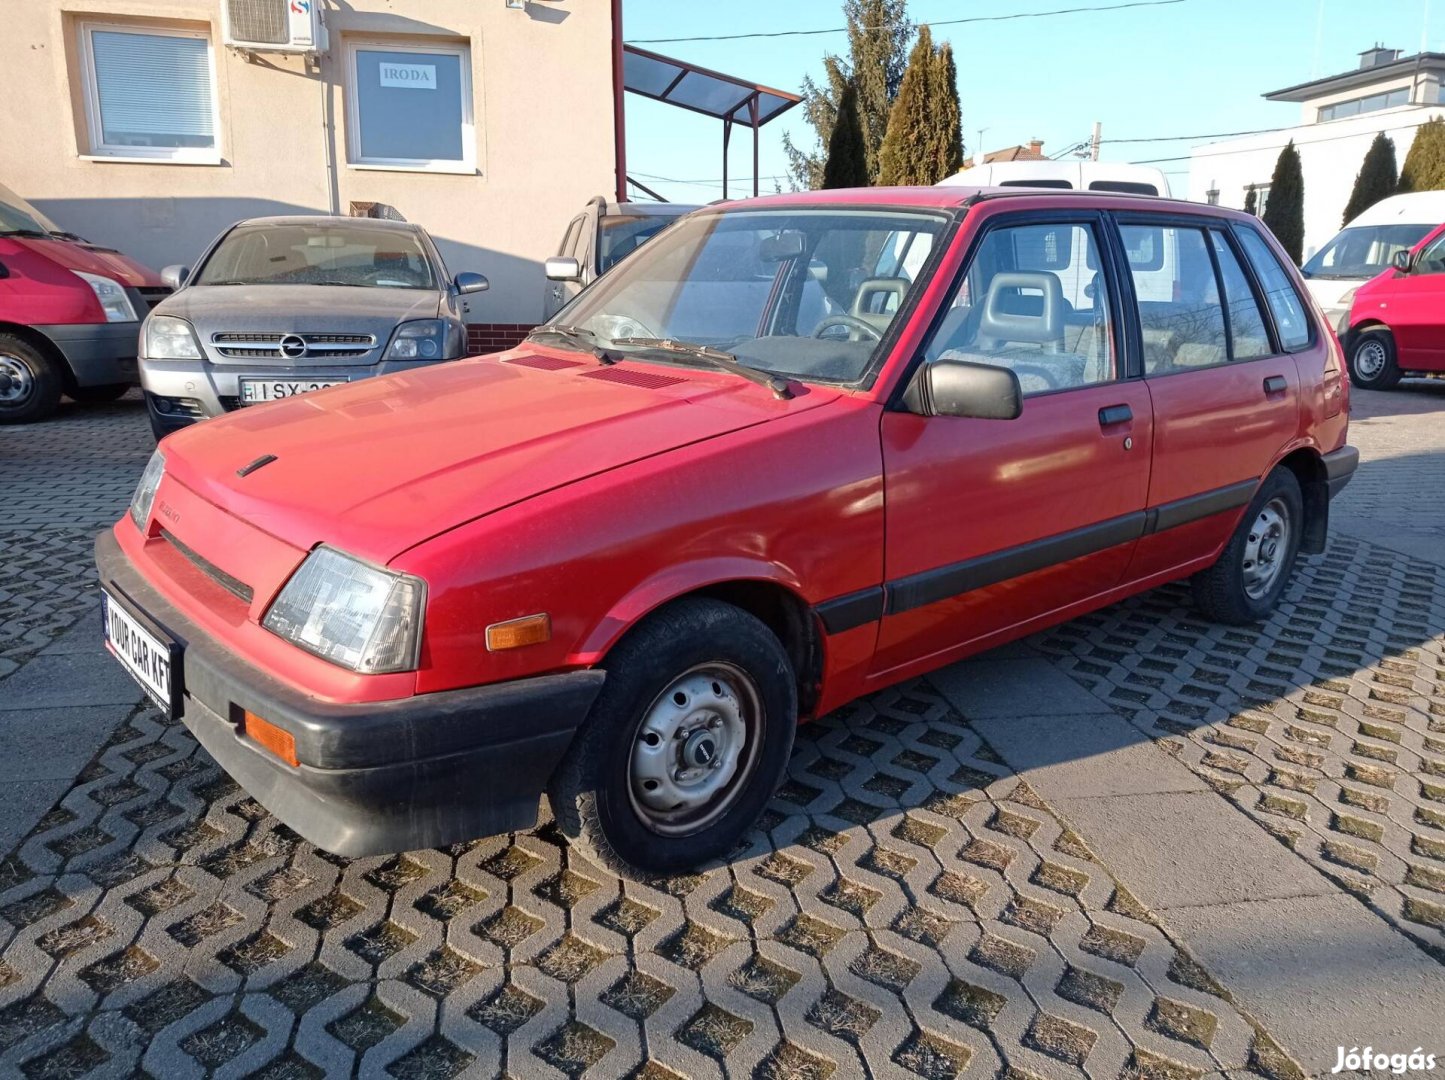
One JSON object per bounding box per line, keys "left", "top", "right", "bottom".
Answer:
{"left": 97, "top": 188, "right": 1356, "bottom": 878}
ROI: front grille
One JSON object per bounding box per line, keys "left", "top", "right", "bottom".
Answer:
{"left": 218, "top": 396, "right": 241, "bottom": 412}
{"left": 162, "top": 530, "right": 254, "bottom": 604}
{"left": 136, "top": 286, "right": 172, "bottom": 311}
{"left": 211, "top": 332, "right": 377, "bottom": 359}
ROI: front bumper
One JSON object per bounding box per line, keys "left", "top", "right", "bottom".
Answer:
{"left": 34, "top": 322, "right": 140, "bottom": 387}
{"left": 1324, "top": 445, "right": 1359, "bottom": 499}
{"left": 95, "top": 528, "right": 605, "bottom": 856}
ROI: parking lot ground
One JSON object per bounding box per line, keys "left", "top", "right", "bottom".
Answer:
{"left": 0, "top": 383, "right": 1441, "bottom": 1078}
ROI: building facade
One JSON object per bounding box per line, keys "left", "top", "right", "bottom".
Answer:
{"left": 1188, "top": 47, "right": 1445, "bottom": 260}
{"left": 1, "top": 0, "right": 623, "bottom": 336}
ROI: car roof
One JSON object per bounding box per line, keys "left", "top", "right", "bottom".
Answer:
{"left": 233, "top": 215, "right": 422, "bottom": 232}
{"left": 700, "top": 185, "right": 1251, "bottom": 222}
{"left": 604, "top": 201, "right": 702, "bottom": 217}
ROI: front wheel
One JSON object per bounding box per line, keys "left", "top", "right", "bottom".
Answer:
{"left": 1191, "top": 468, "right": 1303, "bottom": 625}
{"left": 1348, "top": 329, "right": 1402, "bottom": 390}
{"left": 548, "top": 598, "right": 797, "bottom": 878}
{"left": 0, "top": 334, "right": 62, "bottom": 424}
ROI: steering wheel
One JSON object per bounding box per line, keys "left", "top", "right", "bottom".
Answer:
{"left": 812, "top": 314, "right": 883, "bottom": 343}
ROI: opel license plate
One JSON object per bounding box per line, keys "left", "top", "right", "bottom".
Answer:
{"left": 239, "top": 378, "right": 348, "bottom": 404}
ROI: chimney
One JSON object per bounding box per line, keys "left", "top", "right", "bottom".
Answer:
{"left": 1028, "top": 138, "right": 1044, "bottom": 155}
{"left": 1359, "top": 43, "right": 1402, "bottom": 69}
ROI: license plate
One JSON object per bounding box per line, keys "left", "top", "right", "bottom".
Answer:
{"left": 102, "top": 588, "right": 179, "bottom": 715}
{"left": 239, "top": 378, "right": 347, "bottom": 404}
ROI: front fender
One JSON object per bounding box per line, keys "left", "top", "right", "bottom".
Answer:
{"left": 569, "top": 557, "right": 809, "bottom": 665}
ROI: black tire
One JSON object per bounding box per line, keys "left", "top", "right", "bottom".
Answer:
{"left": 69, "top": 383, "right": 131, "bottom": 404}
{"left": 548, "top": 598, "right": 797, "bottom": 878}
{"left": 1191, "top": 468, "right": 1303, "bottom": 625}
{"left": 1347, "top": 328, "right": 1402, "bottom": 390}
{"left": 0, "top": 333, "right": 62, "bottom": 424}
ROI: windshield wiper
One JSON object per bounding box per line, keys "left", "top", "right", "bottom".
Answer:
{"left": 611, "top": 337, "right": 793, "bottom": 399}
{"left": 0, "top": 228, "right": 53, "bottom": 239}
{"left": 525, "top": 324, "right": 615, "bottom": 364}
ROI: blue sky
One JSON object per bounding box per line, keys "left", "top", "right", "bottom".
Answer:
{"left": 620, "top": 0, "right": 1438, "bottom": 204}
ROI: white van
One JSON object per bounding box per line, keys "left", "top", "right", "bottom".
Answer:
{"left": 1301, "top": 191, "right": 1445, "bottom": 331}
{"left": 937, "top": 160, "right": 1172, "bottom": 197}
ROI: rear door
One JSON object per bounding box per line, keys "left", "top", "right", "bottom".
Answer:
{"left": 1368, "top": 226, "right": 1445, "bottom": 370}
{"left": 874, "top": 210, "right": 1154, "bottom": 677}
{"left": 1118, "top": 215, "right": 1302, "bottom": 582}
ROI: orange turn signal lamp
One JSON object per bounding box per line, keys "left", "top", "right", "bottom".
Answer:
{"left": 486, "top": 613, "right": 552, "bottom": 651}
{"left": 241, "top": 710, "right": 299, "bottom": 767}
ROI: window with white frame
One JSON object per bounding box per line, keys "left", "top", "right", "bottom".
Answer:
{"left": 346, "top": 41, "right": 474, "bottom": 172}
{"left": 78, "top": 22, "right": 219, "bottom": 161}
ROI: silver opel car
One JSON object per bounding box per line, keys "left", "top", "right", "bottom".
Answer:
{"left": 140, "top": 216, "right": 487, "bottom": 440}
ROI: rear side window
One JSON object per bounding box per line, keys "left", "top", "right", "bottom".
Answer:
{"left": 1236, "top": 227, "right": 1312, "bottom": 350}
{"left": 1120, "top": 224, "right": 1227, "bottom": 373}
{"left": 1210, "top": 232, "right": 1271, "bottom": 360}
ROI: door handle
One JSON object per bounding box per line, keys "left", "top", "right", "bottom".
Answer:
{"left": 1263, "top": 375, "right": 1288, "bottom": 394}
{"left": 1098, "top": 404, "right": 1133, "bottom": 426}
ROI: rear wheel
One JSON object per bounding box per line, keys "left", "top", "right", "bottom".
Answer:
{"left": 548, "top": 598, "right": 796, "bottom": 878}
{"left": 0, "top": 334, "right": 62, "bottom": 424}
{"left": 1348, "top": 329, "right": 1402, "bottom": 390}
{"left": 1191, "top": 468, "right": 1303, "bottom": 625}
{"left": 69, "top": 383, "right": 131, "bottom": 404}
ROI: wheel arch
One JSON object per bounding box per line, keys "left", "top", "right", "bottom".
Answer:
{"left": 0, "top": 321, "right": 75, "bottom": 393}
{"left": 1272, "top": 445, "right": 1329, "bottom": 554}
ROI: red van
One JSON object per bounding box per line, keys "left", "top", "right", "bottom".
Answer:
{"left": 1343, "top": 220, "right": 1445, "bottom": 389}
{"left": 0, "top": 182, "right": 169, "bottom": 422}
{"left": 97, "top": 188, "right": 1356, "bottom": 877}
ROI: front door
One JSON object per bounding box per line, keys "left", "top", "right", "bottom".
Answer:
{"left": 874, "top": 213, "right": 1154, "bottom": 678}
{"left": 1119, "top": 218, "right": 1305, "bottom": 581}
{"left": 1371, "top": 225, "right": 1445, "bottom": 371}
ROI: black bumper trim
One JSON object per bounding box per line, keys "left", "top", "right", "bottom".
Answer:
{"left": 95, "top": 528, "right": 605, "bottom": 855}
{"left": 1324, "top": 445, "right": 1359, "bottom": 499}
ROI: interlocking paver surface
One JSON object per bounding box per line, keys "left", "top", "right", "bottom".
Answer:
{"left": 0, "top": 383, "right": 1441, "bottom": 1077}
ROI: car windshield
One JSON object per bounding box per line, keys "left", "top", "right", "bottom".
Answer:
{"left": 193, "top": 223, "right": 436, "bottom": 288}
{"left": 1302, "top": 223, "right": 1435, "bottom": 279}
{"left": 0, "top": 183, "right": 62, "bottom": 237}
{"left": 552, "top": 208, "right": 947, "bottom": 385}
{"left": 598, "top": 213, "right": 685, "bottom": 273}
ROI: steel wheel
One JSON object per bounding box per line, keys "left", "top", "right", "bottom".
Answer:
{"left": 627, "top": 662, "right": 762, "bottom": 837}
{"left": 1241, "top": 496, "right": 1291, "bottom": 600}
{"left": 0, "top": 354, "right": 36, "bottom": 408}
{"left": 1353, "top": 337, "right": 1388, "bottom": 381}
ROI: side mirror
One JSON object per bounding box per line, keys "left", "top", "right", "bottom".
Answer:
{"left": 454, "top": 271, "right": 489, "bottom": 295}
{"left": 1392, "top": 249, "right": 1414, "bottom": 273}
{"left": 161, "top": 265, "right": 190, "bottom": 290}
{"left": 545, "top": 256, "right": 582, "bottom": 282}
{"left": 903, "top": 359, "right": 1022, "bottom": 420}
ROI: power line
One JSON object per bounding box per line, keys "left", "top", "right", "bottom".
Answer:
{"left": 626, "top": 0, "right": 1186, "bottom": 45}
{"left": 1130, "top": 112, "right": 1442, "bottom": 164}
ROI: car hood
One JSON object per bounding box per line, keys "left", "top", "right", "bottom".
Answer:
{"left": 161, "top": 354, "right": 838, "bottom": 562}
{"left": 156, "top": 284, "right": 443, "bottom": 329}
{"left": 15, "top": 236, "right": 162, "bottom": 286}
{"left": 1303, "top": 276, "right": 1365, "bottom": 310}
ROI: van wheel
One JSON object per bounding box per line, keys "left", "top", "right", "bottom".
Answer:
{"left": 1191, "top": 468, "right": 1303, "bottom": 625}
{"left": 69, "top": 383, "right": 131, "bottom": 404}
{"left": 548, "top": 598, "right": 796, "bottom": 879}
{"left": 1348, "top": 329, "right": 1401, "bottom": 390}
{"left": 0, "top": 334, "right": 62, "bottom": 424}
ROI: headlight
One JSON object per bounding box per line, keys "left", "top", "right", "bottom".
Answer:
{"left": 386, "top": 319, "right": 449, "bottom": 361}
{"left": 130, "top": 450, "right": 165, "bottom": 531}
{"left": 263, "top": 546, "right": 425, "bottom": 674}
{"left": 1337, "top": 287, "right": 1358, "bottom": 309}
{"left": 144, "top": 315, "right": 203, "bottom": 360}
{"left": 74, "top": 271, "right": 138, "bottom": 323}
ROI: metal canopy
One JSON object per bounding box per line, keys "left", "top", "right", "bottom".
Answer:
{"left": 623, "top": 44, "right": 801, "bottom": 199}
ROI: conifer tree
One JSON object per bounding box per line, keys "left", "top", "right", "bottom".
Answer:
{"left": 878, "top": 26, "right": 951, "bottom": 185}
{"left": 822, "top": 82, "right": 869, "bottom": 189}
{"left": 1398, "top": 116, "right": 1445, "bottom": 192}
{"left": 1342, "top": 133, "right": 1397, "bottom": 224}
{"left": 1262, "top": 141, "right": 1305, "bottom": 264}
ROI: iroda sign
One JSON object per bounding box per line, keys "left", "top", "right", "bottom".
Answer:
{"left": 379, "top": 63, "right": 436, "bottom": 90}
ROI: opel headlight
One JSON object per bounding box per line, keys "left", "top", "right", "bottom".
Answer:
{"left": 144, "top": 315, "right": 204, "bottom": 360}
{"left": 263, "top": 546, "right": 425, "bottom": 674}
{"left": 386, "top": 319, "right": 450, "bottom": 361}
{"left": 75, "top": 271, "right": 138, "bottom": 323}
{"left": 130, "top": 450, "right": 165, "bottom": 531}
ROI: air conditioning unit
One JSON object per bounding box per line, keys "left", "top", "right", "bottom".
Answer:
{"left": 223, "top": 0, "right": 327, "bottom": 54}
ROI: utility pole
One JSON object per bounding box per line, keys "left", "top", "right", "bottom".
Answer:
{"left": 1090, "top": 121, "right": 1102, "bottom": 162}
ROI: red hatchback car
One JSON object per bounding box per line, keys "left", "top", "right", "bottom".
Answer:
{"left": 1344, "top": 220, "right": 1445, "bottom": 389}
{"left": 97, "top": 188, "right": 1356, "bottom": 877}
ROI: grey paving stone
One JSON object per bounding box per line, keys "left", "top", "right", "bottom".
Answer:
{"left": 931, "top": 658, "right": 1115, "bottom": 719}
{"left": 0, "top": 706, "right": 123, "bottom": 781}
{"left": 0, "top": 778, "right": 74, "bottom": 853}
{"left": 970, "top": 711, "right": 1207, "bottom": 797}
{"left": 39, "top": 611, "right": 103, "bottom": 656}
{"left": 1166, "top": 894, "right": 1445, "bottom": 1074}
{"left": 0, "top": 651, "right": 142, "bottom": 711}
{"left": 1049, "top": 792, "right": 1336, "bottom": 909}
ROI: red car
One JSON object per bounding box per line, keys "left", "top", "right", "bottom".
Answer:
{"left": 97, "top": 188, "right": 1356, "bottom": 877}
{"left": 1343, "top": 221, "right": 1445, "bottom": 389}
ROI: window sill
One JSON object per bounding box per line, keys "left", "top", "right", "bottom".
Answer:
{"left": 79, "top": 154, "right": 225, "bottom": 166}
{"left": 345, "top": 161, "right": 478, "bottom": 176}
